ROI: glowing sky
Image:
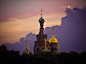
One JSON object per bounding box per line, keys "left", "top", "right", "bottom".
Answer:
{"left": 0, "top": 0, "right": 86, "bottom": 45}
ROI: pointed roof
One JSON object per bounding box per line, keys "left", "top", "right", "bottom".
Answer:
{"left": 22, "top": 40, "right": 30, "bottom": 55}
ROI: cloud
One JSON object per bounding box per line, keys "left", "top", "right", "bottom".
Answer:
{"left": 0, "top": 12, "right": 64, "bottom": 45}
{"left": 56, "top": 6, "right": 86, "bottom": 53}
{"left": 4, "top": 33, "right": 36, "bottom": 54}
{"left": 3, "top": 6, "right": 86, "bottom": 54}
{"left": 45, "top": 6, "right": 86, "bottom": 53}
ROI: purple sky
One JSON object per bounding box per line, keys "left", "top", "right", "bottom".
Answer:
{"left": 0, "top": 0, "right": 86, "bottom": 45}
{"left": 0, "top": 0, "right": 86, "bottom": 54}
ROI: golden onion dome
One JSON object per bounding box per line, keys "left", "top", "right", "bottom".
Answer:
{"left": 49, "top": 35, "right": 58, "bottom": 43}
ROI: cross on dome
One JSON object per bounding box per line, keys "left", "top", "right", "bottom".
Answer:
{"left": 40, "top": 9, "right": 43, "bottom": 14}
{"left": 52, "top": 27, "right": 55, "bottom": 35}
{"left": 25, "top": 40, "right": 28, "bottom": 49}
{"left": 40, "top": 9, "right": 43, "bottom": 17}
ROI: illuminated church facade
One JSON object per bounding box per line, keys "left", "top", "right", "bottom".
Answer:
{"left": 34, "top": 9, "right": 60, "bottom": 54}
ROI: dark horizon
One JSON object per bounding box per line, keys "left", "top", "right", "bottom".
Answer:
{"left": 0, "top": 44, "right": 86, "bottom": 64}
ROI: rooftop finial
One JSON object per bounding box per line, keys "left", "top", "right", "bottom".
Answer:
{"left": 40, "top": 8, "right": 43, "bottom": 17}
{"left": 52, "top": 27, "right": 55, "bottom": 35}
{"left": 25, "top": 40, "right": 28, "bottom": 49}
{"left": 28, "top": 45, "right": 29, "bottom": 54}
{"left": 22, "top": 40, "right": 30, "bottom": 55}
{"left": 28, "top": 45, "right": 29, "bottom": 50}
{"left": 45, "top": 38, "right": 47, "bottom": 48}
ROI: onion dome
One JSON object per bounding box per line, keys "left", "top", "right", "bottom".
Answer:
{"left": 42, "top": 47, "right": 50, "bottom": 52}
{"left": 54, "top": 49, "right": 60, "bottom": 54}
{"left": 49, "top": 35, "right": 58, "bottom": 43}
{"left": 49, "top": 27, "right": 59, "bottom": 43}
{"left": 39, "top": 17, "right": 45, "bottom": 23}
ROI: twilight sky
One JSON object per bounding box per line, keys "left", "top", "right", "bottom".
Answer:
{"left": 0, "top": 0, "right": 86, "bottom": 45}
{"left": 0, "top": 0, "right": 86, "bottom": 53}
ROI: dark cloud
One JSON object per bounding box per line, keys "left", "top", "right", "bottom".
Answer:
{"left": 4, "top": 6, "right": 86, "bottom": 54}
{"left": 46, "top": 6, "right": 86, "bottom": 53}
{"left": 4, "top": 33, "right": 36, "bottom": 54}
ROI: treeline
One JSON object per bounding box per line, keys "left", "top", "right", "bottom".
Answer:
{"left": 0, "top": 45, "right": 86, "bottom": 64}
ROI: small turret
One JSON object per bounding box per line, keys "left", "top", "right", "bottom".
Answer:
{"left": 22, "top": 40, "right": 30, "bottom": 55}
{"left": 42, "top": 38, "right": 50, "bottom": 52}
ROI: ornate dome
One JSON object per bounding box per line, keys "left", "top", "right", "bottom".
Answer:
{"left": 54, "top": 49, "right": 60, "bottom": 54}
{"left": 42, "top": 47, "right": 50, "bottom": 52}
{"left": 49, "top": 27, "right": 59, "bottom": 43}
{"left": 39, "top": 17, "right": 45, "bottom": 23}
{"left": 49, "top": 35, "right": 58, "bottom": 43}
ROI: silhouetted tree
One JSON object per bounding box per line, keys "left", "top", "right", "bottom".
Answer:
{"left": 0, "top": 44, "right": 86, "bottom": 64}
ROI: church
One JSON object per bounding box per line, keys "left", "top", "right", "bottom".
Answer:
{"left": 22, "top": 9, "right": 60, "bottom": 55}
{"left": 34, "top": 9, "right": 60, "bottom": 54}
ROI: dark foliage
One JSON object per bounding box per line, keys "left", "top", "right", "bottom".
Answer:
{"left": 0, "top": 45, "right": 86, "bottom": 64}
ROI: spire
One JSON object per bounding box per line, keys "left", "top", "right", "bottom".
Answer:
{"left": 42, "top": 38, "right": 50, "bottom": 52}
{"left": 45, "top": 38, "right": 47, "bottom": 48}
{"left": 39, "top": 8, "right": 45, "bottom": 24}
{"left": 27, "top": 45, "right": 29, "bottom": 54}
{"left": 40, "top": 8, "right": 43, "bottom": 17}
{"left": 22, "top": 40, "right": 30, "bottom": 55}
{"left": 25, "top": 40, "right": 28, "bottom": 49}
{"left": 38, "top": 9, "right": 45, "bottom": 36}
{"left": 28, "top": 45, "right": 29, "bottom": 50}
{"left": 52, "top": 27, "right": 55, "bottom": 35}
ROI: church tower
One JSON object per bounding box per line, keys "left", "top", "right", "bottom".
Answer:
{"left": 49, "top": 27, "right": 59, "bottom": 53}
{"left": 34, "top": 9, "right": 50, "bottom": 53}
{"left": 22, "top": 40, "right": 30, "bottom": 55}
{"left": 34, "top": 9, "right": 60, "bottom": 54}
